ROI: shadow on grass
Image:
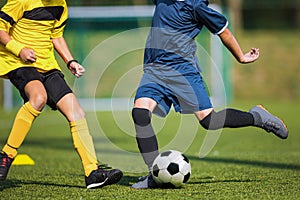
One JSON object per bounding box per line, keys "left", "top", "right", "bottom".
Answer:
{"left": 0, "top": 180, "right": 21, "bottom": 191}
{"left": 0, "top": 179, "right": 84, "bottom": 191}
{"left": 119, "top": 175, "right": 188, "bottom": 189}
{"left": 0, "top": 175, "right": 138, "bottom": 191}
{"left": 118, "top": 175, "right": 140, "bottom": 186}
{"left": 189, "top": 156, "right": 300, "bottom": 171}
{"left": 189, "top": 176, "right": 261, "bottom": 185}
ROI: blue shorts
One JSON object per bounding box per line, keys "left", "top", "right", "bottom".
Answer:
{"left": 134, "top": 72, "right": 212, "bottom": 117}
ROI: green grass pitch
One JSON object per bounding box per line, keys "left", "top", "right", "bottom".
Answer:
{"left": 0, "top": 100, "right": 299, "bottom": 199}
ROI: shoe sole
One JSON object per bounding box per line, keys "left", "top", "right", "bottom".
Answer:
{"left": 86, "top": 178, "right": 108, "bottom": 189}
{"left": 87, "top": 170, "right": 123, "bottom": 189}
{"left": 256, "top": 105, "right": 288, "bottom": 139}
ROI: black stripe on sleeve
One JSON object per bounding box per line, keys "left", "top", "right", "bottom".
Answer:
{"left": 54, "top": 19, "right": 67, "bottom": 29}
{"left": 0, "top": 11, "right": 16, "bottom": 26}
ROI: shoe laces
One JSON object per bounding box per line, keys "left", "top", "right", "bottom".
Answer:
{"left": 94, "top": 164, "right": 114, "bottom": 177}
{"left": 90, "top": 168, "right": 108, "bottom": 180}
{"left": 262, "top": 121, "right": 280, "bottom": 133}
{"left": 1, "top": 157, "right": 12, "bottom": 167}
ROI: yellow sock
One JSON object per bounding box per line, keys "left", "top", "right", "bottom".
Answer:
{"left": 70, "top": 118, "right": 98, "bottom": 176}
{"left": 2, "top": 102, "right": 40, "bottom": 158}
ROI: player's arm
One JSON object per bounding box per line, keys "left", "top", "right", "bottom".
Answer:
{"left": 0, "top": 30, "right": 11, "bottom": 44}
{"left": 52, "top": 36, "right": 85, "bottom": 78}
{"left": 193, "top": 2, "right": 259, "bottom": 64}
{"left": 0, "top": 30, "right": 36, "bottom": 63}
{"left": 50, "top": 3, "right": 84, "bottom": 78}
{"left": 218, "top": 28, "right": 259, "bottom": 64}
{"left": 0, "top": 1, "right": 36, "bottom": 63}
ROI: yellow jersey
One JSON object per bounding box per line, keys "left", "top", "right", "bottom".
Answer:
{"left": 0, "top": 0, "right": 68, "bottom": 76}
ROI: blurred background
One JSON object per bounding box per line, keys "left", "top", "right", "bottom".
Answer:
{"left": 0, "top": 0, "right": 299, "bottom": 109}
{"left": 0, "top": 1, "right": 299, "bottom": 198}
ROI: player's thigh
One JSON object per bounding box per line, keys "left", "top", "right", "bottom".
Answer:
{"left": 24, "top": 80, "right": 47, "bottom": 110}
{"left": 169, "top": 72, "right": 212, "bottom": 114}
{"left": 8, "top": 67, "right": 46, "bottom": 110}
{"left": 43, "top": 70, "right": 83, "bottom": 121}
{"left": 56, "top": 93, "right": 85, "bottom": 122}
{"left": 43, "top": 70, "right": 73, "bottom": 110}
{"left": 134, "top": 97, "right": 158, "bottom": 112}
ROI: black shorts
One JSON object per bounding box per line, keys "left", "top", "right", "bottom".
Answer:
{"left": 8, "top": 67, "right": 73, "bottom": 110}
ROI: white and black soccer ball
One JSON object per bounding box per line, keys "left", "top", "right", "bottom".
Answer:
{"left": 151, "top": 150, "right": 191, "bottom": 188}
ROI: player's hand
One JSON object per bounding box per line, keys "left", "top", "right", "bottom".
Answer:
{"left": 19, "top": 48, "right": 37, "bottom": 63}
{"left": 241, "top": 48, "right": 259, "bottom": 63}
{"left": 69, "top": 61, "right": 85, "bottom": 78}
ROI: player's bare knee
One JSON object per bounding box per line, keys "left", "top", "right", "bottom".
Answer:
{"left": 29, "top": 93, "right": 47, "bottom": 111}
{"left": 132, "top": 108, "right": 151, "bottom": 127}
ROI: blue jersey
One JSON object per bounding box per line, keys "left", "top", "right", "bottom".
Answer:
{"left": 144, "top": 0, "right": 228, "bottom": 75}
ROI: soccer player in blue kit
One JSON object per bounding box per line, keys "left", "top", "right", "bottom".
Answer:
{"left": 131, "top": 0, "right": 288, "bottom": 188}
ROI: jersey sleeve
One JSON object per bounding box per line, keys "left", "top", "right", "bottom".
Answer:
{"left": 51, "top": 5, "right": 68, "bottom": 39}
{"left": 193, "top": 1, "right": 228, "bottom": 35}
{"left": 0, "top": 0, "right": 25, "bottom": 32}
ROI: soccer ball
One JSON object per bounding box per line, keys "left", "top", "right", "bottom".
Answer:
{"left": 151, "top": 150, "right": 191, "bottom": 188}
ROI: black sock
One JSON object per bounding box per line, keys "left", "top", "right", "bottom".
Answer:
{"left": 132, "top": 108, "right": 159, "bottom": 170}
{"left": 200, "top": 108, "right": 255, "bottom": 130}
{"left": 135, "top": 128, "right": 159, "bottom": 170}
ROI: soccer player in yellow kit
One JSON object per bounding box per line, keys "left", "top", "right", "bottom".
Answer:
{"left": 0, "top": 0, "right": 122, "bottom": 189}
